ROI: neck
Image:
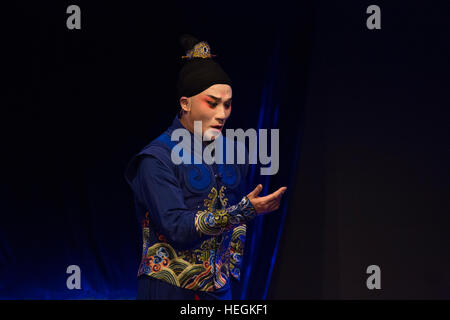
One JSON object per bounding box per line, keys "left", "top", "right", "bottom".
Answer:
{"left": 179, "top": 114, "right": 193, "bottom": 134}
{"left": 178, "top": 114, "right": 213, "bottom": 146}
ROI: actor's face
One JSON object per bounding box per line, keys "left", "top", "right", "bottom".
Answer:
{"left": 180, "top": 84, "right": 232, "bottom": 140}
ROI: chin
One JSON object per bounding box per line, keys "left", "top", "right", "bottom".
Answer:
{"left": 204, "top": 129, "right": 222, "bottom": 141}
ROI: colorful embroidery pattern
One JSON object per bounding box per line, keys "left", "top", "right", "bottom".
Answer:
{"left": 194, "top": 187, "right": 256, "bottom": 236}
{"left": 181, "top": 41, "right": 216, "bottom": 59}
{"left": 138, "top": 225, "right": 216, "bottom": 291}
{"left": 137, "top": 186, "right": 249, "bottom": 291}
{"left": 229, "top": 224, "right": 246, "bottom": 280}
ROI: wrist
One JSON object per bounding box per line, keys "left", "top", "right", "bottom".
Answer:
{"left": 226, "top": 196, "right": 257, "bottom": 225}
{"left": 194, "top": 196, "right": 257, "bottom": 236}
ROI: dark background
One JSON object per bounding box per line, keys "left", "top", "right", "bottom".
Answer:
{"left": 2, "top": 1, "right": 449, "bottom": 299}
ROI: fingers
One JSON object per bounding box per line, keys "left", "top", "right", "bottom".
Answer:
{"left": 247, "top": 184, "right": 263, "bottom": 198}
{"left": 268, "top": 187, "right": 287, "bottom": 205}
{"left": 260, "top": 186, "right": 287, "bottom": 202}
{"left": 251, "top": 186, "right": 287, "bottom": 214}
{"left": 274, "top": 187, "right": 287, "bottom": 197}
{"left": 247, "top": 185, "right": 287, "bottom": 215}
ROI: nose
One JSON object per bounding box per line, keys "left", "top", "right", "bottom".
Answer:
{"left": 216, "top": 117, "right": 225, "bottom": 125}
{"left": 215, "top": 105, "right": 227, "bottom": 124}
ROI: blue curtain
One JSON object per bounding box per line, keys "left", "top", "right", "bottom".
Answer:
{"left": 2, "top": 2, "right": 310, "bottom": 299}
{"left": 236, "top": 33, "right": 303, "bottom": 300}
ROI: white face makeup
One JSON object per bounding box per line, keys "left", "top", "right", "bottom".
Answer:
{"left": 179, "top": 84, "right": 232, "bottom": 141}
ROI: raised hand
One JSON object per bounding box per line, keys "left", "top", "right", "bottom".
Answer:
{"left": 246, "top": 184, "right": 287, "bottom": 215}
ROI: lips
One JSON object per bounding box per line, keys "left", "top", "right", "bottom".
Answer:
{"left": 210, "top": 125, "right": 223, "bottom": 130}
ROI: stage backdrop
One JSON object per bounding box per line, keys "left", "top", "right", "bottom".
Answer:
{"left": 2, "top": 1, "right": 313, "bottom": 299}
{"left": 3, "top": 1, "right": 450, "bottom": 300}
{"left": 269, "top": 0, "right": 450, "bottom": 299}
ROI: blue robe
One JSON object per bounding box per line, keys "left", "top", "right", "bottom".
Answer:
{"left": 124, "top": 115, "right": 256, "bottom": 299}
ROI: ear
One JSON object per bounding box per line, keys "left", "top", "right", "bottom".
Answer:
{"left": 179, "top": 96, "right": 191, "bottom": 112}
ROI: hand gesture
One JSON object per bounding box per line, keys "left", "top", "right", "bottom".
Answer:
{"left": 246, "top": 184, "right": 287, "bottom": 215}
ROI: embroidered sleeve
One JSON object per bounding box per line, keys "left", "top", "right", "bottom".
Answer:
{"left": 229, "top": 224, "right": 246, "bottom": 281}
{"left": 194, "top": 196, "right": 256, "bottom": 236}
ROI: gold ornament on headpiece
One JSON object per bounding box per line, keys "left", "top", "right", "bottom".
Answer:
{"left": 181, "top": 41, "right": 217, "bottom": 59}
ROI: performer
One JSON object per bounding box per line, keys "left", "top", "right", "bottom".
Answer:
{"left": 124, "top": 34, "right": 286, "bottom": 300}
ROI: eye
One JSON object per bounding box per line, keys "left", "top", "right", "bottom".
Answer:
{"left": 225, "top": 102, "right": 232, "bottom": 108}
{"left": 208, "top": 101, "right": 218, "bottom": 107}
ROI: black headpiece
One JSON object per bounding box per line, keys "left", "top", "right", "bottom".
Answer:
{"left": 176, "top": 34, "right": 232, "bottom": 99}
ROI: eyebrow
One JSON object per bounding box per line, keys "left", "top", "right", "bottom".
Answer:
{"left": 206, "top": 95, "right": 232, "bottom": 103}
